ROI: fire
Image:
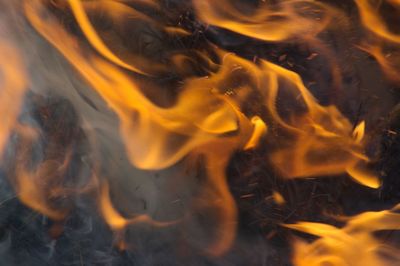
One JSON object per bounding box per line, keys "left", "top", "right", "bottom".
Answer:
{"left": 355, "top": 0, "right": 400, "bottom": 82}
{"left": 272, "top": 191, "right": 285, "bottom": 205}
{"left": 192, "top": 0, "right": 336, "bottom": 42}
{"left": 359, "top": 43, "right": 400, "bottom": 83}
{"left": 25, "top": 0, "right": 260, "bottom": 254}
{"left": 0, "top": 41, "right": 27, "bottom": 157}
{"left": 99, "top": 180, "right": 177, "bottom": 230}
{"left": 0, "top": 0, "right": 398, "bottom": 264}
{"left": 22, "top": 0, "right": 387, "bottom": 254}
{"left": 244, "top": 116, "right": 268, "bottom": 150}
{"left": 355, "top": 0, "right": 400, "bottom": 43}
{"left": 67, "top": 0, "right": 150, "bottom": 75}
{"left": 286, "top": 204, "right": 400, "bottom": 266}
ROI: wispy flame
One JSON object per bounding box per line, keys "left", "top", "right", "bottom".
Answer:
{"left": 0, "top": 0, "right": 398, "bottom": 263}
{"left": 22, "top": 0, "right": 382, "bottom": 256}
{"left": 287, "top": 204, "right": 400, "bottom": 266}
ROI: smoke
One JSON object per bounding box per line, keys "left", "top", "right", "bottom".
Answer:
{"left": 0, "top": 1, "right": 277, "bottom": 264}
{"left": 0, "top": 0, "right": 399, "bottom": 265}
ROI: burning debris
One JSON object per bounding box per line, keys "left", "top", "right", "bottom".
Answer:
{"left": 0, "top": 0, "right": 399, "bottom": 265}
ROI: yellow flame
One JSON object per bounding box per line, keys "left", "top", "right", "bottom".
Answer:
{"left": 353, "top": 120, "right": 365, "bottom": 144}
{"left": 244, "top": 116, "right": 267, "bottom": 150}
{"left": 193, "top": 0, "right": 336, "bottom": 42}
{"left": 67, "top": 0, "right": 153, "bottom": 75}
{"left": 355, "top": 0, "right": 400, "bottom": 83}
{"left": 356, "top": 0, "right": 400, "bottom": 43}
{"left": 23, "top": 0, "right": 382, "bottom": 256}
{"left": 26, "top": 0, "right": 245, "bottom": 170}
{"left": 25, "top": 0, "right": 257, "bottom": 254}
{"left": 212, "top": 54, "right": 378, "bottom": 188}
{"left": 286, "top": 204, "right": 400, "bottom": 266}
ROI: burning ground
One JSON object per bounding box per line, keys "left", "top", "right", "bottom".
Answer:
{"left": 0, "top": 0, "right": 400, "bottom": 265}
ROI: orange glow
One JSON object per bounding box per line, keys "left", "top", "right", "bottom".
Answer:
{"left": 272, "top": 191, "right": 285, "bottom": 205}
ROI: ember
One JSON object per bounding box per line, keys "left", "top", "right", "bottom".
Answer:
{"left": 0, "top": 0, "right": 399, "bottom": 265}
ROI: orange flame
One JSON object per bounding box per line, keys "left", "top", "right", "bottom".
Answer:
{"left": 23, "top": 0, "right": 382, "bottom": 255}
{"left": 0, "top": 40, "right": 68, "bottom": 220}
{"left": 359, "top": 43, "right": 400, "bottom": 83}
{"left": 24, "top": 0, "right": 262, "bottom": 254}
{"left": 356, "top": 0, "right": 400, "bottom": 43}
{"left": 0, "top": 41, "right": 27, "bottom": 157}
{"left": 286, "top": 204, "right": 400, "bottom": 266}
{"left": 99, "top": 180, "right": 177, "bottom": 230}
{"left": 8, "top": 0, "right": 400, "bottom": 262}
{"left": 67, "top": 0, "right": 155, "bottom": 75}
{"left": 355, "top": 0, "right": 400, "bottom": 83}
{"left": 193, "top": 0, "right": 336, "bottom": 42}
{"left": 272, "top": 191, "right": 285, "bottom": 205}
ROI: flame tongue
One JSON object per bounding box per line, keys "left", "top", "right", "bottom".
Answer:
{"left": 192, "top": 0, "right": 335, "bottom": 42}
{"left": 0, "top": 0, "right": 398, "bottom": 263}
{"left": 0, "top": 41, "right": 27, "bottom": 157}
{"left": 22, "top": 0, "right": 381, "bottom": 256}
{"left": 286, "top": 205, "right": 400, "bottom": 266}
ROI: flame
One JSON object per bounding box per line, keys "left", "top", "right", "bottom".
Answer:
{"left": 2, "top": 0, "right": 399, "bottom": 263}
{"left": 25, "top": 0, "right": 237, "bottom": 170}
{"left": 353, "top": 121, "right": 365, "bottom": 144}
{"left": 0, "top": 41, "right": 27, "bottom": 157}
{"left": 99, "top": 180, "right": 176, "bottom": 231}
{"left": 15, "top": 165, "right": 67, "bottom": 220}
{"left": 199, "top": 51, "right": 377, "bottom": 187}
{"left": 67, "top": 0, "right": 154, "bottom": 75}
{"left": 24, "top": 0, "right": 260, "bottom": 254}
{"left": 272, "top": 191, "right": 285, "bottom": 205}
{"left": 286, "top": 204, "right": 400, "bottom": 266}
{"left": 0, "top": 39, "right": 68, "bottom": 220}
{"left": 13, "top": 144, "right": 77, "bottom": 220}
{"left": 244, "top": 116, "right": 268, "bottom": 150}
{"left": 355, "top": 0, "right": 400, "bottom": 44}
{"left": 355, "top": 0, "right": 400, "bottom": 83}
{"left": 21, "top": 0, "right": 383, "bottom": 255}
{"left": 193, "top": 0, "right": 336, "bottom": 42}
{"left": 359, "top": 43, "right": 400, "bottom": 83}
